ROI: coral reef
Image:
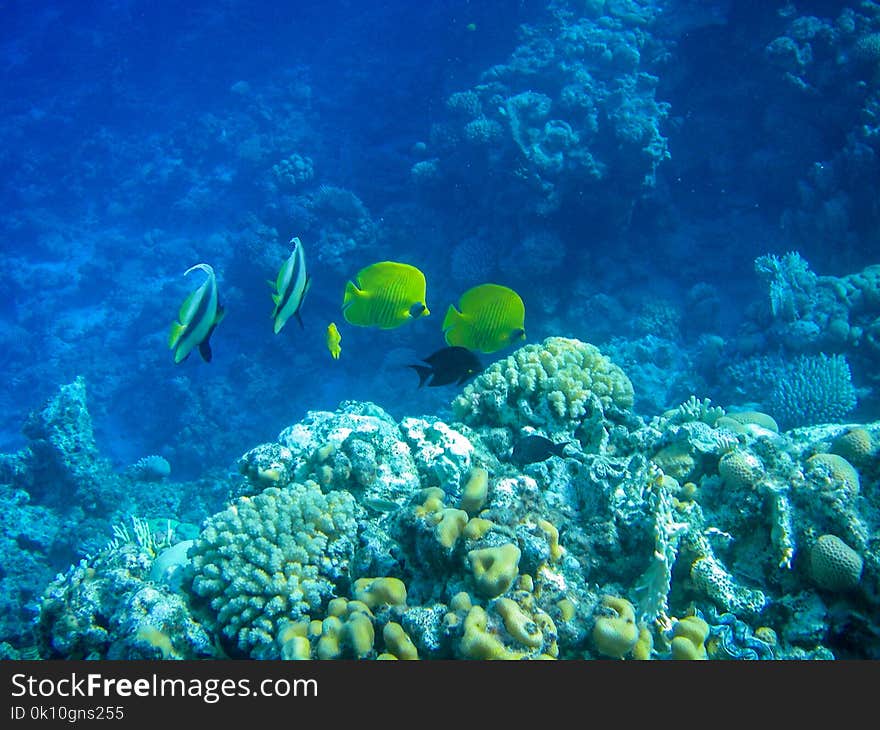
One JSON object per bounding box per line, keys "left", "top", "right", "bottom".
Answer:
{"left": 26, "top": 336, "right": 880, "bottom": 661}
{"left": 37, "top": 533, "right": 214, "bottom": 660}
{"left": 414, "top": 0, "right": 672, "bottom": 228}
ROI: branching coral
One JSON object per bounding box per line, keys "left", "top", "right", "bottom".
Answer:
{"left": 451, "top": 337, "right": 634, "bottom": 433}
{"left": 187, "top": 481, "right": 358, "bottom": 658}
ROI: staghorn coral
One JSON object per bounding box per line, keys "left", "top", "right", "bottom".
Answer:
{"left": 767, "top": 354, "right": 857, "bottom": 429}
{"left": 187, "top": 481, "right": 359, "bottom": 658}
{"left": 451, "top": 337, "right": 634, "bottom": 434}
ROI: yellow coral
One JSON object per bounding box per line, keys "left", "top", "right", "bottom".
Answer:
{"left": 414, "top": 487, "right": 445, "bottom": 517}
{"left": 276, "top": 619, "right": 309, "bottom": 646}
{"left": 669, "top": 616, "right": 709, "bottom": 660}
{"left": 135, "top": 626, "right": 180, "bottom": 660}
{"left": 591, "top": 596, "right": 639, "bottom": 659}
{"left": 459, "top": 606, "right": 520, "bottom": 660}
{"left": 460, "top": 467, "right": 489, "bottom": 514}
{"left": 383, "top": 622, "right": 418, "bottom": 660}
{"left": 353, "top": 577, "right": 408, "bottom": 609}
{"left": 678, "top": 481, "right": 699, "bottom": 501}
{"left": 450, "top": 591, "right": 472, "bottom": 613}
{"left": 495, "top": 598, "right": 543, "bottom": 648}
{"left": 754, "top": 626, "right": 777, "bottom": 647}
{"left": 468, "top": 543, "right": 521, "bottom": 598}
{"left": 463, "top": 517, "right": 495, "bottom": 540}
{"left": 631, "top": 626, "right": 654, "bottom": 660}
{"left": 280, "top": 635, "right": 311, "bottom": 660}
{"left": 432, "top": 508, "right": 469, "bottom": 549}
{"left": 556, "top": 598, "right": 576, "bottom": 622}
{"left": 327, "top": 597, "right": 349, "bottom": 617}
{"left": 315, "top": 616, "right": 343, "bottom": 660}
{"left": 537, "top": 518, "right": 564, "bottom": 562}
{"left": 343, "top": 613, "right": 375, "bottom": 659}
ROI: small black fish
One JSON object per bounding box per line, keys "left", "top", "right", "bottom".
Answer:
{"left": 511, "top": 435, "right": 571, "bottom": 465}
{"left": 408, "top": 346, "right": 483, "bottom": 387}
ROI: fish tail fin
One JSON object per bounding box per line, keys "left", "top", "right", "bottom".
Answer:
{"left": 553, "top": 441, "right": 571, "bottom": 458}
{"left": 408, "top": 364, "right": 432, "bottom": 388}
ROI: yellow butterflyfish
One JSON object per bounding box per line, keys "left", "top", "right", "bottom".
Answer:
{"left": 342, "top": 261, "right": 429, "bottom": 329}
{"left": 442, "top": 283, "right": 526, "bottom": 354}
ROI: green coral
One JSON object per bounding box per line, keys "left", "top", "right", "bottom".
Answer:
{"left": 188, "top": 481, "right": 358, "bottom": 658}
{"left": 451, "top": 337, "right": 634, "bottom": 432}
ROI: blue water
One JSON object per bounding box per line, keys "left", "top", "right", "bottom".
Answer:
{"left": 0, "top": 0, "right": 552, "bottom": 470}
{"left": 1, "top": 0, "right": 879, "bottom": 656}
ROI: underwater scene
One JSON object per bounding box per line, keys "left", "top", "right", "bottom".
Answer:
{"left": 1, "top": 0, "right": 879, "bottom": 661}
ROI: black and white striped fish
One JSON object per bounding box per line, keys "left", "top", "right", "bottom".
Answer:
{"left": 168, "top": 263, "right": 225, "bottom": 363}
{"left": 270, "top": 236, "right": 311, "bottom": 334}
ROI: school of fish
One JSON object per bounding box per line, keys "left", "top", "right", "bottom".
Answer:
{"left": 167, "top": 236, "right": 528, "bottom": 389}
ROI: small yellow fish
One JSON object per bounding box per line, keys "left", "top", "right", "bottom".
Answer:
{"left": 326, "top": 322, "right": 342, "bottom": 359}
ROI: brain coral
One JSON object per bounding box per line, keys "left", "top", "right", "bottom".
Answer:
{"left": 451, "top": 337, "right": 634, "bottom": 431}
{"left": 806, "top": 453, "right": 860, "bottom": 497}
{"left": 809, "top": 534, "right": 863, "bottom": 592}
{"left": 831, "top": 428, "right": 874, "bottom": 466}
{"left": 188, "top": 481, "right": 358, "bottom": 658}
{"left": 718, "top": 449, "right": 765, "bottom": 490}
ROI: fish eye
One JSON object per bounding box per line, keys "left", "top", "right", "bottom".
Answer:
{"left": 410, "top": 302, "right": 427, "bottom": 317}
{"left": 511, "top": 328, "right": 526, "bottom": 340}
